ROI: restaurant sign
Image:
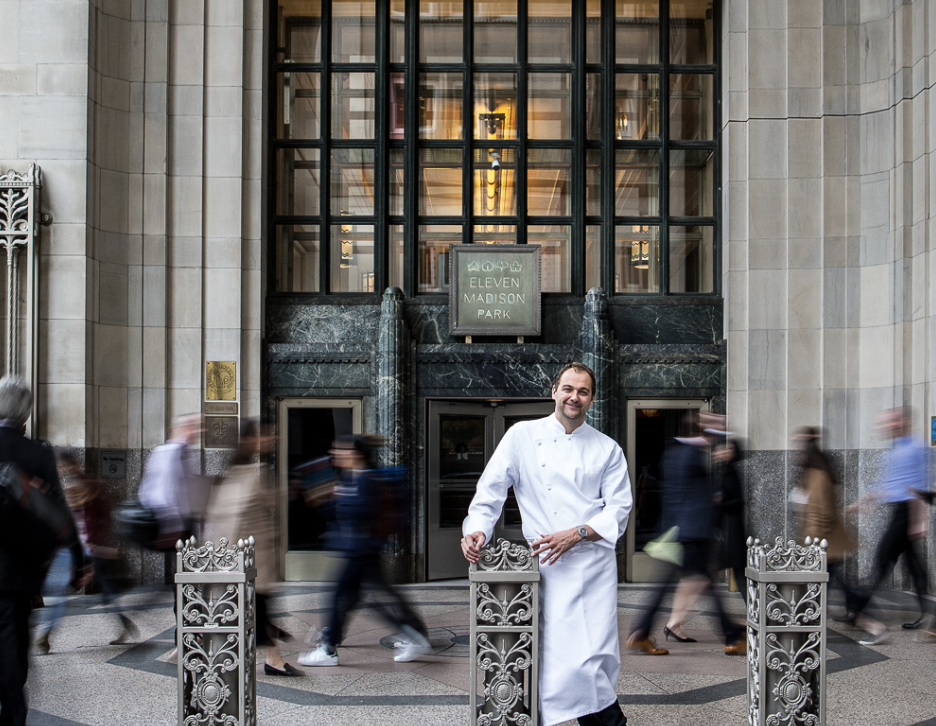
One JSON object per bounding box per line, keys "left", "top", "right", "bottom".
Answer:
{"left": 449, "top": 244, "right": 541, "bottom": 336}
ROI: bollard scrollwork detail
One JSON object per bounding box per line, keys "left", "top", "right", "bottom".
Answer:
{"left": 177, "top": 538, "right": 257, "bottom": 725}
{"left": 470, "top": 539, "right": 540, "bottom": 726}
{"left": 747, "top": 537, "right": 827, "bottom": 726}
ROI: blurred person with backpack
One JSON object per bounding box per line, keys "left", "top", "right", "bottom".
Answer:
{"left": 300, "top": 434, "right": 428, "bottom": 667}
{"left": 0, "top": 377, "right": 84, "bottom": 726}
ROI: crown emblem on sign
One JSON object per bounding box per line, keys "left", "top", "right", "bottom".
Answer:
{"left": 509, "top": 261, "right": 522, "bottom": 272}
{"left": 468, "top": 260, "right": 480, "bottom": 272}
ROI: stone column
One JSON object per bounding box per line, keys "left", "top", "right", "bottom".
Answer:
{"left": 377, "top": 287, "right": 408, "bottom": 466}
{"left": 580, "top": 287, "right": 615, "bottom": 436}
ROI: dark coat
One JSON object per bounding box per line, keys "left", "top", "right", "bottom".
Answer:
{"left": 0, "top": 424, "right": 78, "bottom": 594}
{"left": 718, "top": 459, "right": 747, "bottom": 569}
{"left": 658, "top": 440, "right": 715, "bottom": 543}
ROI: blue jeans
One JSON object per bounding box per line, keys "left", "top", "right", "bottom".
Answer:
{"left": 36, "top": 549, "right": 72, "bottom": 635}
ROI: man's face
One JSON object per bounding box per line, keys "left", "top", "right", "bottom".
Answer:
{"left": 551, "top": 369, "right": 594, "bottom": 427}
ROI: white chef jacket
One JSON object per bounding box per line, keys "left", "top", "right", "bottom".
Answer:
{"left": 463, "top": 414, "right": 633, "bottom": 726}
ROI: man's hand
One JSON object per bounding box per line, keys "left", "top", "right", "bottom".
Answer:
{"left": 531, "top": 526, "right": 593, "bottom": 566}
{"left": 461, "top": 531, "right": 486, "bottom": 563}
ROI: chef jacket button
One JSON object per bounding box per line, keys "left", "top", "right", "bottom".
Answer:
{"left": 541, "top": 463, "right": 546, "bottom": 467}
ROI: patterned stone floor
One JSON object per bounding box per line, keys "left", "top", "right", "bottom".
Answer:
{"left": 20, "top": 582, "right": 936, "bottom": 725}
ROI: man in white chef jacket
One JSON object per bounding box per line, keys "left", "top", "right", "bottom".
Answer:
{"left": 462, "top": 362, "right": 633, "bottom": 726}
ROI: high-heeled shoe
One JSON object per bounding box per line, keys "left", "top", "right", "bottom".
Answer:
{"left": 663, "top": 625, "right": 696, "bottom": 643}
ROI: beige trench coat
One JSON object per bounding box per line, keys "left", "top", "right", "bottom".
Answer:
{"left": 203, "top": 463, "right": 277, "bottom": 593}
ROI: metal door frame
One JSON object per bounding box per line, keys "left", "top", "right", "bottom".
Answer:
{"left": 625, "top": 398, "right": 710, "bottom": 582}
{"left": 277, "top": 397, "right": 362, "bottom": 582}
{"left": 426, "top": 398, "right": 553, "bottom": 581}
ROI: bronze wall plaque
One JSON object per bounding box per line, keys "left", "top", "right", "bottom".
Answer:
{"left": 449, "top": 245, "right": 541, "bottom": 336}
{"left": 206, "top": 361, "right": 237, "bottom": 400}
{"left": 205, "top": 401, "right": 238, "bottom": 415}
{"left": 205, "top": 416, "right": 238, "bottom": 449}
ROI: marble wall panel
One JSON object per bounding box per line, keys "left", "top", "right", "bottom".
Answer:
{"left": 267, "top": 301, "right": 381, "bottom": 345}
{"left": 609, "top": 303, "right": 723, "bottom": 345}
{"left": 742, "top": 450, "right": 791, "bottom": 544}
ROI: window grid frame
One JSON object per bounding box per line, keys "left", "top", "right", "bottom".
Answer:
{"left": 268, "top": 0, "right": 720, "bottom": 299}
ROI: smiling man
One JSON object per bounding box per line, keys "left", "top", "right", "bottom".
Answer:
{"left": 461, "top": 362, "right": 633, "bottom": 726}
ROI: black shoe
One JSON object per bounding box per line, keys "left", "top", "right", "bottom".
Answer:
{"left": 832, "top": 612, "right": 856, "bottom": 625}
{"left": 902, "top": 616, "right": 926, "bottom": 630}
{"left": 264, "top": 662, "right": 304, "bottom": 677}
{"left": 663, "top": 626, "right": 697, "bottom": 643}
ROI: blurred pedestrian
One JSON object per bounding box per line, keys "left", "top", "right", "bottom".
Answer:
{"left": 849, "top": 407, "right": 932, "bottom": 645}
{"left": 716, "top": 438, "right": 748, "bottom": 604}
{"left": 0, "top": 376, "right": 83, "bottom": 726}
{"left": 627, "top": 411, "right": 745, "bottom": 655}
{"left": 138, "top": 414, "right": 206, "bottom": 550}
{"left": 203, "top": 420, "right": 302, "bottom": 676}
{"left": 793, "top": 427, "right": 859, "bottom": 622}
{"left": 301, "top": 435, "right": 429, "bottom": 667}
{"left": 59, "top": 454, "right": 138, "bottom": 647}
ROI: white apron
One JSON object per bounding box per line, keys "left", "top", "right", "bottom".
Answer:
{"left": 464, "top": 414, "right": 633, "bottom": 726}
{"left": 537, "top": 541, "right": 621, "bottom": 725}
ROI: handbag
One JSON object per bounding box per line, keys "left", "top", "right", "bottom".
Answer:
{"left": 113, "top": 500, "right": 161, "bottom": 549}
{"left": 0, "top": 461, "right": 77, "bottom": 562}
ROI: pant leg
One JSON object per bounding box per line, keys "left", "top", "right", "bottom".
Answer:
{"left": 577, "top": 701, "right": 628, "bottom": 726}
{"left": 36, "top": 549, "right": 71, "bottom": 635}
{"left": 326, "top": 556, "right": 367, "bottom": 647}
{"left": 853, "top": 505, "right": 904, "bottom": 615}
{"left": 901, "top": 538, "right": 930, "bottom": 614}
{"left": 732, "top": 565, "right": 748, "bottom": 605}
{"left": 703, "top": 576, "right": 742, "bottom": 644}
{"left": 0, "top": 592, "right": 32, "bottom": 726}
{"left": 630, "top": 560, "right": 680, "bottom": 638}
{"left": 362, "top": 558, "right": 427, "bottom": 637}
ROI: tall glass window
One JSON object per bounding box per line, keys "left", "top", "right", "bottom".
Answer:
{"left": 271, "top": 0, "right": 718, "bottom": 296}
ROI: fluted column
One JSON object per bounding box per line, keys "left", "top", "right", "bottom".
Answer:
{"left": 581, "top": 287, "right": 615, "bottom": 436}
{"left": 377, "top": 287, "right": 408, "bottom": 466}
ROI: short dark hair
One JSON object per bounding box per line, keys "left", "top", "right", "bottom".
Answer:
{"left": 334, "top": 434, "right": 384, "bottom": 469}
{"left": 551, "top": 362, "right": 596, "bottom": 396}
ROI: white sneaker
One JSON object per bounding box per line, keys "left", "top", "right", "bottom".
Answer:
{"left": 298, "top": 644, "right": 339, "bottom": 667}
{"left": 393, "top": 627, "right": 431, "bottom": 663}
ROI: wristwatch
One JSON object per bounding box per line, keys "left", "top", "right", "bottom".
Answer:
{"left": 577, "top": 525, "right": 588, "bottom": 542}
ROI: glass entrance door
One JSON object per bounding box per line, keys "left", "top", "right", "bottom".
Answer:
{"left": 277, "top": 397, "right": 362, "bottom": 581}
{"left": 625, "top": 398, "right": 710, "bottom": 582}
{"left": 427, "top": 399, "right": 554, "bottom": 580}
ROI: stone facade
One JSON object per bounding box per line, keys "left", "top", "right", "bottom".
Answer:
{"left": 3, "top": 0, "right": 936, "bottom": 587}
{"left": 724, "top": 0, "right": 936, "bottom": 588}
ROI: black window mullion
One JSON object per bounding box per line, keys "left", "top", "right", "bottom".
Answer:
{"left": 464, "top": 3, "right": 474, "bottom": 243}
{"left": 570, "top": 0, "right": 586, "bottom": 296}
{"left": 600, "top": 0, "right": 615, "bottom": 294}
{"left": 712, "top": 1, "right": 722, "bottom": 297}
{"left": 320, "top": 0, "right": 333, "bottom": 294}
{"left": 660, "top": 0, "right": 670, "bottom": 295}
{"left": 374, "top": 2, "right": 389, "bottom": 295}
{"left": 403, "top": 0, "right": 418, "bottom": 296}
{"left": 516, "top": 0, "right": 528, "bottom": 245}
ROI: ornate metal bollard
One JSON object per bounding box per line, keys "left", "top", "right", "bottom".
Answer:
{"left": 746, "top": 537, "right": 828, "bottom": 726}
{"left": 470, "top": 539, "right": 540, "bottom": 726}
{"left": 176, "top": 537, "right": 257, "bottom": 726}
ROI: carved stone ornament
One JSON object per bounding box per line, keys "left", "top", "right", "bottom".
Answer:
{"left": 0, "top": 164, "right": 40, "bottom": 399}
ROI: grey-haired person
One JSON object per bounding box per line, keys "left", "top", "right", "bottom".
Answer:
{"left": 0, "top": 377, "right": 83, "bottom": 726}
